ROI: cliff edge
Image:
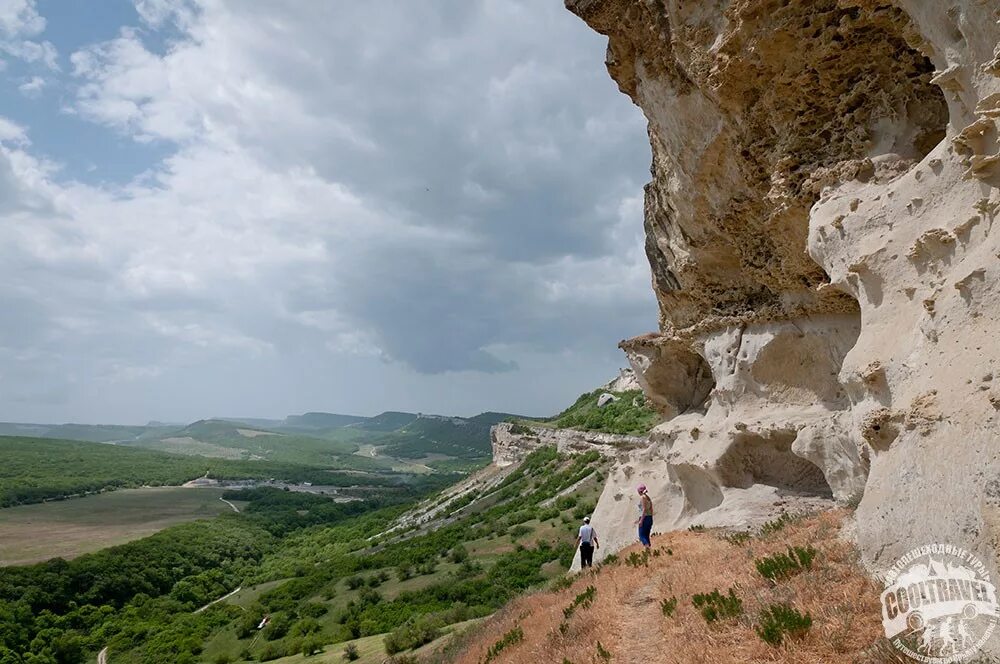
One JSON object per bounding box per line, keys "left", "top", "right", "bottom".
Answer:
{"left": 567, "top": 0, "right": 1000, "bottom": 578}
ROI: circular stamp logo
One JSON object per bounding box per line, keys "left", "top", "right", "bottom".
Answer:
{"left": 880, "top": 544, "right": 999, "bottom": 662}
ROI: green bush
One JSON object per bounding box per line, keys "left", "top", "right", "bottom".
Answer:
{"left": 292, "top": 617, "right": 322, "bottom": 636}
{"left": 300, "top": 602, "right": 328, "bottom": 618}
{"left": 384, "top": 613, "right": 445, "bottom": 654}
{"left": 596, "top": 641, "right": 612, "bottom": 661}
{"left": 660, "top": 596, "right": 677, "bottom": 617}
{"left": 625, "top": 550, "right": 649, "bottom": 568}
{"left": 755, "top": 546, "right": 817, "bottom": 582}
{"left": 549, "top": 574, "right": 575, "bottom": 592}
{"left": 484, "top": 626, "right": 524, "bottom": 663}
{"left": 756, "top": 604, "right": 812, "bottom": 645}
{"left": 548, "top": 389, "right": 659, "bottom": 435}
{"left": 563, "top": 585, "right": 596, "bottom": 619}
{"left": 555, "top": 495, "right": 578, "bottom": 510}
{"left": 508, "top": 524, "right": 531, "bottom": 538}
{"left": 691, "top": 588, "right": 743, "bottom": 623}
{"left": 759, "top": 513, "right": 793, "bottom": 537}
{"left": 722, "top": 531, "right": 751, "bottom": 546}
{"left": 342, "top": 643, "right": 360, "bottom": 661}
{"left": 301, "top": 635, "right": 324, "bottom": 656}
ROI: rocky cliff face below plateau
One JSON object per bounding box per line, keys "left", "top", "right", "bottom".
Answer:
{"left": 567, "top": 0, "right": 1000, "bottom": 581}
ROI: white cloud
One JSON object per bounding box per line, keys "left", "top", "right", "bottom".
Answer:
{"left": 0, "top": 0, "right": 654, "bottom": 422}
{"left": 0, "top": 115, "right": 27, "bottom": 143}
{"left": 0, "top": 0, "right": 56, "bottom": 68}
{"left": 17, "top": 74, "right": 44, "bottom": 96}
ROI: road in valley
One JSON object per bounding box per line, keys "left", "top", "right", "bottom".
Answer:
{"left": 194, "top": 586, "right": 243, "bottom": 613}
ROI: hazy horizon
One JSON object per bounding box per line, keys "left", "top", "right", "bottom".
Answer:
{"left": 0, "top": 1, "right": 654, "bottom": 424}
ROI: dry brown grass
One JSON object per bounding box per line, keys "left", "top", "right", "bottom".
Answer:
{"left": 440, "top": 510, "right": 901, "bottom": 664}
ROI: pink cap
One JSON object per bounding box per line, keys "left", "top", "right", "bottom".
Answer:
{"left": 637, "top": 484, "right": 646, "bottom": 494}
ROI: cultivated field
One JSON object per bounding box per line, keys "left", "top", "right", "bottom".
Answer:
{"left": 0, "top": 487, "right": 232, "bottom": 565}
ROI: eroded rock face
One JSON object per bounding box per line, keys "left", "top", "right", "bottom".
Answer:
{"left": 569, "top": 0, "right": 1000, "bottom": 576}
{"left": 490, "top": 421, "right": 646, "bottom": 467}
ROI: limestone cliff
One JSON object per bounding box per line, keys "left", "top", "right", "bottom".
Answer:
{"left": 568, "top": 0, "right": 1000, "bottom": 576}
{"left": 490, "top": 421, "right": 647, "bottom": 467}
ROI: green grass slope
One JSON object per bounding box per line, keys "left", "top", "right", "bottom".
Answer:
{"left": 529, "top": 388, "right": 659, "bottom": 435}
{"left": 0, "top": 435, "right": 358, "bottom": 508}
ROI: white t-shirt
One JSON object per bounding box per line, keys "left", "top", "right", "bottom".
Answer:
{"left": 578, "top": 524, "right": 596, "bottom": 544}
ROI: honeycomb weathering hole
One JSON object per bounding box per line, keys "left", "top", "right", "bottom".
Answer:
{"left": 719, "top": 430, "right": 834, "bottom": 498}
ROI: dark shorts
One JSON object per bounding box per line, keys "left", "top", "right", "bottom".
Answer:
{"left": 580, "top": 542, "right": 594, "bottom": 567}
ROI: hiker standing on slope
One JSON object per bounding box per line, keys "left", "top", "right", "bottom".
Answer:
{"left": 635, "top": 484, "right": 653, "bottom": 549}
{"left": 576, "top": 516, "right": 599, "bottom": 568}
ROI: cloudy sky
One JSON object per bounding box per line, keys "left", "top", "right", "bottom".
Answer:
{"left": 0, "top": 0, "right": 654, "bottom": 424}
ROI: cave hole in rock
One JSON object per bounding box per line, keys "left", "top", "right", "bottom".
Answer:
{"left": 719, "top": 430, "right": 833, "bottom": 498}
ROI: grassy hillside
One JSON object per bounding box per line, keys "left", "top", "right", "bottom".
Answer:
{"left": 0, "top": 487, "right": 233, "bottom": 565}
{"left": 0, "top": 408, "right": 528, "bottom": 474}
{"left": 449, "top": 510, "right": 883, "bottom": 664}
{"left": 284, "top": 412, "right": 369, "bottom": 429}
{"left": 0, "top": 435, "right": 374, "bottom": 508}
{"left": 0, "top": 421, "right": 174, "bottom": 443}
{"left": 124, "top": 419, "right": 365, "bottom": 466}
{"left": 530, "top": 388, "right": 660, "bottom": 435}
{"left": 352, "top": 411, "right": 420, "bottom": 432}
{"left": 374, "top": 413, "right": 516, "bottom": 460}
{"left": 0, "top": 446, "right": 608, "bottom": 663}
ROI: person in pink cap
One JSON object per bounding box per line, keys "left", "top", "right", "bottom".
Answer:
{"left": 634, "top": 484, "right": 653, "bottom": 548}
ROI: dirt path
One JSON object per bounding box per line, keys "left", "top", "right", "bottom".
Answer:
{"left": 219, "top": 497, "right": 240, "bottom": 513}
{"left": 194, "top": 586, "right": 242, "bottom": 614}
{"left": 97, "top": 646, "right": 108, "bottom": 664}
{"left": 615, "top": 578, "right": 665, "bottom": 662}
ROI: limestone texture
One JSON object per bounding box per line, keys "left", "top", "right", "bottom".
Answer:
{"left": 490, "top": 421, "right": 646, "bottom": 468}
{"left": 567, "top": 0, "right": 1000, "bottom": 577}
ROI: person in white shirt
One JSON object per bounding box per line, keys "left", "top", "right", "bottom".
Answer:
{"left": 576, "top": 516, "right": 599, "bottom": 568}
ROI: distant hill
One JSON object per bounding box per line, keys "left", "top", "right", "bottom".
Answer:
{"left": 0, "top": 422, "right": 173, "bottom": 443}
{"left": 374, "top": 411, "right": 517, "bottom": 460}
{"left": 283, "top": 412, "right": 368, "bottom": 429}
{"left": 172, "top": 419, "right": 279, "bottom": 441}
{"left": 351, "top": 411, "right": 420, "bottom": 431}
{"left": 1, "top": 407, "right": 534, "bottom": 467}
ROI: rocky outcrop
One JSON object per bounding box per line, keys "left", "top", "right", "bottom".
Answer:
{"left": 602, "top": 367, "right": 641, "bottom": 392}
{"left": 569, "top": 0, "right": 1000, "bottom": 578}
{"left": 491, "top": 421, "right": 647, "bottom": 467}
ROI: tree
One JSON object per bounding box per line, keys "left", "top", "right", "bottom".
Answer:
{"left": 301, "top": 636, "right": 324, "bottom": 657}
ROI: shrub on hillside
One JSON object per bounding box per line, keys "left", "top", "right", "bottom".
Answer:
{"left": 484, "top": 626, "right": 524, "bottom": 663}
{"left": 384, "top": 613, "right": 445, "bottom": 654}
{"left": 759, "top": 513, "right": 793, "bottom": 536}
{"left": 691, "top": 588, "right": 743, "bottom": 623}
{"left": 756, "top": 603, "right": 812, "bottom": 645}
{"left": 563, "top": 585, "right": 597, "bottom": 619}
{"left": 548, "top": 389, "right": 659, "bottom": 435}
{"left": 755, "top": 546, "right": 817, "bottom": 582}
{"left": 301, "top": 635, "right": 324, "bottom": 656}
